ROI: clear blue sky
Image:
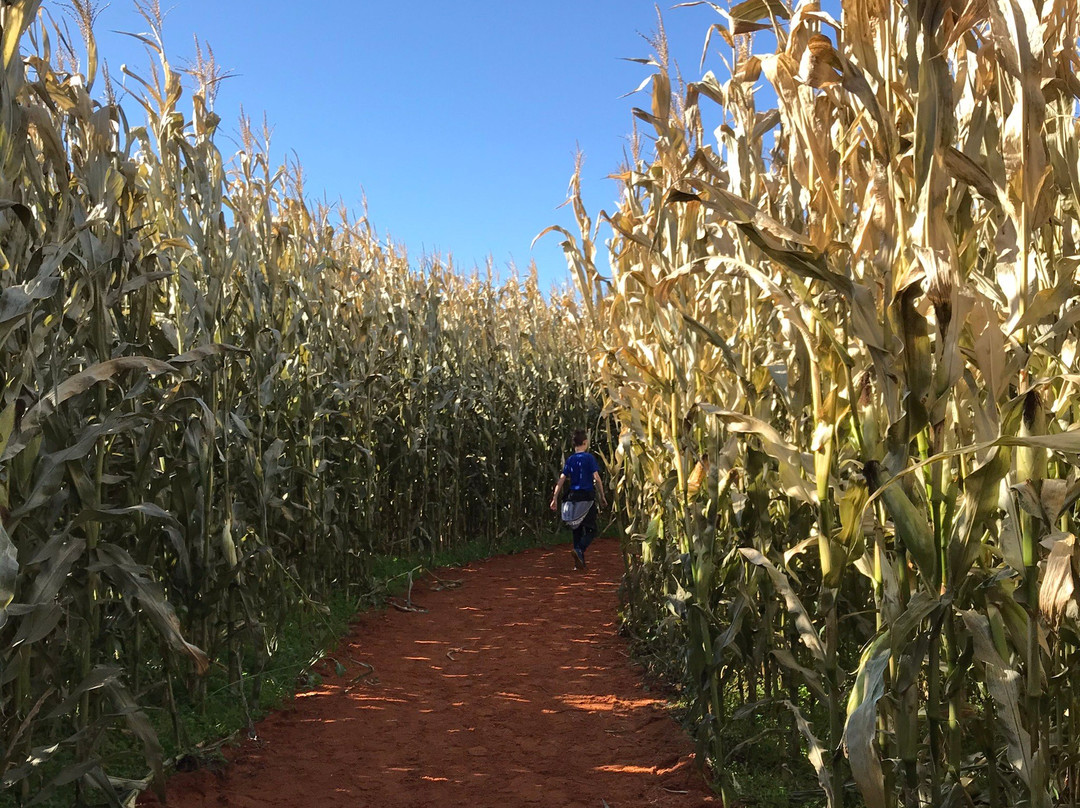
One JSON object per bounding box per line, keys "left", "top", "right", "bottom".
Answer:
{"left": 82, "top": 1, "right": 729, "bottom": 289}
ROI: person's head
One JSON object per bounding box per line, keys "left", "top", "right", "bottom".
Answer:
{"left": 572, "top": 429, "right": 589, "bottom": 450}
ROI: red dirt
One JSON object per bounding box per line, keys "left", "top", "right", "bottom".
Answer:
{"left": 143, "top": 537, "right": 719, "bottom": 807}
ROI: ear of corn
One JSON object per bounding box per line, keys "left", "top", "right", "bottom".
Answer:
{"left": 0, "top": 3, "right": 596, "bottom": 802}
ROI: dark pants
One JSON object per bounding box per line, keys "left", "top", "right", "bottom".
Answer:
{"left": 567, "top": 489, "right": 597, "bottom": 557}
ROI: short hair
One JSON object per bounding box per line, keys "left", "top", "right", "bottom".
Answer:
{"left": 572, "top": 429, "right": 588, "bottom": 447}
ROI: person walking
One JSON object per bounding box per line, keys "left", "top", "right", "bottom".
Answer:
{"left": 550, "top": 429, "right": 607, "bottom": 569}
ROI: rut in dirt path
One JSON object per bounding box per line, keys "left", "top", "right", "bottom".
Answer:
{"left": 143, "top": 537, "right": 719, "bottom": 808}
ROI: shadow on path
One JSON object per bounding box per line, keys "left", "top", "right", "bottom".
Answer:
{"left": 142, "top": 537, "right": 719, "bottom": 808}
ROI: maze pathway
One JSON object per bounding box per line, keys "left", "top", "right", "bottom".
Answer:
{"left": 142, "top": 537, "right": 719, "bottom": 808}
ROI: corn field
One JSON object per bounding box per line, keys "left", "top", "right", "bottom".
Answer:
{"left": 0, "top": 1, "right": 595, "bottom": 803}
{"left": 556, "top": 0, "right": 1080, "bottom": 805}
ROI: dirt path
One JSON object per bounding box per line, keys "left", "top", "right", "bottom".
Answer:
{"left": 144, "top": 537, "right": 719, "bottom": 807}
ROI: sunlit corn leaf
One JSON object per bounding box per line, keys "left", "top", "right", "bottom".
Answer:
{"left": 1039, "top": 533, "right": 1080, "bottom": 629}
{"left": 843, "top": 634, "right": 890, "bottom": 808}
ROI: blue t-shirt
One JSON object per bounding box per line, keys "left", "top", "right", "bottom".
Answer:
{"left": 562, "top": 452, "right": 599, "bottom": 491}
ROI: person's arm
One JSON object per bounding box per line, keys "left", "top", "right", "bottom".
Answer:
{"left": 550, "top": 474, "right": 567, "bottom": 511}
{"left": 593, "top": 470, "right": 608, "bottom": 509}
